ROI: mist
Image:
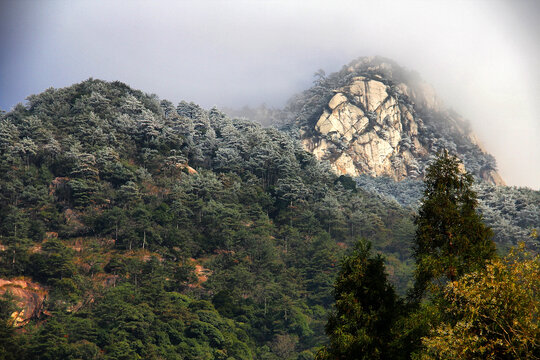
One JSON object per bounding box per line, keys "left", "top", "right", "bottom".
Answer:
{"left": 1, "top": 0, "right": 538, "bottom": 189}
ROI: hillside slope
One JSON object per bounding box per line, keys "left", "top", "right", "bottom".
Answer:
{"left": 0, "top": 79, "right": 415, "bottom": 359}
{"left": 1, "top": 74, "right": 536, "bottom": 359}
{"left": 356, "top": 175, "right": 539, "bottom": 252}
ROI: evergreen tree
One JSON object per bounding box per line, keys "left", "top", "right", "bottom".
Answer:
{"left": 316, "top": 241, "right": 403, "bottom": 360}
{"left": 0, "top": 293, "right": 21, "bottom": 360}
{"left": 412, "top": 150, "right": 496, "bottom": 299}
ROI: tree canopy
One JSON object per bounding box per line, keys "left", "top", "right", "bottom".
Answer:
{"left": 420, "top": 243, "right": 539, "bottom": 359}
{"left": 0, "top": 79, "right": 416, "bottom": 359}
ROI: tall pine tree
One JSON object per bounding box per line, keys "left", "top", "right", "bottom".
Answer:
{"left": 412, "top": 150, "right": 496, "bottom": 299}
{"left": 316, "top": 241, "right": 403, "bottom": 360}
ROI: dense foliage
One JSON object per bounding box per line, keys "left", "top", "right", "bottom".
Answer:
{"left": 356, "top": 175, "right": 540, "bottom": 252}
{"left": 1, "top": 77, "right": 537, "bottom": 359}
{"left": 412, "top": 150, "right": 496, "bottom": 298}
{"left": 0, "top": 79, "right": 416, "bottom": 359}
{"left": 316, "top": 242, "right": 404, "bottom": 360}
{"left": 420, "top": 244, "right": 539, "bottom": 359}
{"left": 320, "top": 152, "right": 537, "bottom": 360}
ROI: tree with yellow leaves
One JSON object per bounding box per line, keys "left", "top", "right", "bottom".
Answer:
{"left": 419, "top": 243, "right": 539, "bottom": 359}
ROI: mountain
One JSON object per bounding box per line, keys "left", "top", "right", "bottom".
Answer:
{"left": 0, "top": 79, "right": 416, "bottom": 358}
{"left": 283, "top": 56, "right": 505, "bottom": 186}
{"left": 277, "top": 56, "right": 538, "bottom": 252}
{"left": 0, "top": 61, "right": 537, "bottom": 359}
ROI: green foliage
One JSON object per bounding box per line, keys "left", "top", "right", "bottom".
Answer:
{"left": 0, "top": 293, "right": 21, "bottom": 360}
{"left": 0, "top": 79, "right": 416, "bottom": 358}
{"left": 27, "top": 240, "right": 76, "bottom": 288}
{"left": 0, "top": 68, "right": 535, "bottom": 360}
{"left": 317, "top": 241, "right": 405, "bottom": 360}
{"left": 412, "top": 150, "right": 496, "bottom": 298}
{"left": 318, "top": 151, "right": 530, "bottom": 360}
{"left": 356, "top": 174, "right": 540, "bottom": 253}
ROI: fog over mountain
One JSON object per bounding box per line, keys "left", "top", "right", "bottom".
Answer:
{"left": 1, "top": 0, "right": 538, "bottom": 188}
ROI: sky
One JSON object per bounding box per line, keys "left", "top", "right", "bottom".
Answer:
{"left": 1, "top": 0, "right": 539, "bottom": 189}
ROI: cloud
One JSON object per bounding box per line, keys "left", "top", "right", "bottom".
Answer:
{"left": 0, "top": 0, "right": 538, "bottom": 188}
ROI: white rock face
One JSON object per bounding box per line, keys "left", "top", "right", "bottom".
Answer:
{"left": 301, "top": 73, "right": 505, "bottom": 185}
{"left": 315, "top": 101, "right": 369, "bottom": 142}
{"left": 328, "top": 93, "right": 347, "bottom": 109}
{"left": 304, "top": 77, "right": 426, "bottom": 180}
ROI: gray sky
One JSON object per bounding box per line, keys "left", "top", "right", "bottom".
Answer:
{"left": 1, "top": 0, "right": 539, "bottom": 189}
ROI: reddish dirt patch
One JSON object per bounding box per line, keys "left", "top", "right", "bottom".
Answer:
{"left": 49, "top": 177, "right": 69, "bottom": 196}
{"left": 188, "top": 259, "right": 212, "bottom": 288}
{"left": 45, "top": 232, "right": 58, "bottom": 239}
{"left": 0, "top": 278, "right": 47, "bottom": 327}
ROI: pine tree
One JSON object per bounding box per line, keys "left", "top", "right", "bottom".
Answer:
{"left": 412, "top": 150, "right": 496, "bottom": 299}
{"left": 316, "top": 241, "right": 403, "bottom": 360}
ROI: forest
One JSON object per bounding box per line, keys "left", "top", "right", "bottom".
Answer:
{"left": 0, "top": 79, "right": 538, "bottom": 359}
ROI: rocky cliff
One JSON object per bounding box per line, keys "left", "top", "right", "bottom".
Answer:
{"left": 286, "top": 57, "right": 505, "bottom": 185}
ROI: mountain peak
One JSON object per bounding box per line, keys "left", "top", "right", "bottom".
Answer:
{"left": 286, "top": 57, "right": 505, "bottom": 186}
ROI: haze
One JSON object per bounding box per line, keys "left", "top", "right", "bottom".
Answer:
{"left": 1, "top": 0, "right": 538, "bottom": 189}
